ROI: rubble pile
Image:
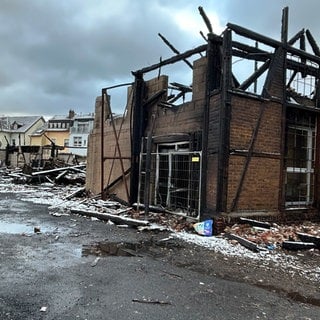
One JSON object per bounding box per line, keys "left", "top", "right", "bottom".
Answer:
{"left": 147, "top": 212, "right": 194, "bottom": 232}
{"left": 0, "top": 163, "right": 86, "bottom": 185}
{"left": 224, "top": 219, "right": 320, "bottom": 251}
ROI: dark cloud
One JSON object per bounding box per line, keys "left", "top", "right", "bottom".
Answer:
{"left": 0, "top": 0, "right": 320, "bottom": 117}
{"left": 218, "top": 0, "right": 320, "bottom": 39}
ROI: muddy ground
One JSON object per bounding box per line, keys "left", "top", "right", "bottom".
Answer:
{"left": 170, "top": 239, "right": 320, "bottom": 306}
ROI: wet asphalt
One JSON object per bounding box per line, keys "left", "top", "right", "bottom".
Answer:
{"left": 0, "top": 192, "right": 320, "bottom": 320}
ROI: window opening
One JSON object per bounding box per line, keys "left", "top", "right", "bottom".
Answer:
{"left": 285, "top": 111, "right": 316, "bottom": 207}
{"left": 73, "top": 136, "right": 82, "bottom": 147}
{"left": 286, "top": 57, "right": 317, "bottom": 101}
{"left": 78, "top": 122, "right": 89, "bottom": 133}
{"left": 139, "top": 140, "right": 201, "bottom": 219}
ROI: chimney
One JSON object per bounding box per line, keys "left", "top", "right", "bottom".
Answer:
{"left": 68, "top": 109, "right": 75, "bottom": 119}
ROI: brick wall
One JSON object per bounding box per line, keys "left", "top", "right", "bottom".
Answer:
{"left": 226, "top": 95, "right": 283, "bottom": 213}
{"left": 227, "top": 156, "right": 280, "bottom": 211}
{"left": 147, "top": 58, "right": 206, "bottom": 137}
{"left": 86, "top": 96, "right": 132, "bottom": 200}
{"left": 86, "top": 58, "right": 208, "bottom": 203}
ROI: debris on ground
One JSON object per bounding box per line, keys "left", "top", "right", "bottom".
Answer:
{"left": 224, "top": 232, "right": 267, "bottom": 252}
{"left": 224, "top": 219, "right": 320, "bottom": 252}
{"left": 70, "top": 208, "right": 150, "bottom": 228}
{"left": 193, "top": 219, "right": 213, "bottom": 236}
{"left": 282, "top": 241, "right": 316, "bottom": 251}
{"left": 1, "top": 163, "right": 86, "bottom": 185}
{"left": 1, "top": 165, "right": 320, "bottom": 256}
{"left": 132, "top": 298, "right": 172, "bottom": 305}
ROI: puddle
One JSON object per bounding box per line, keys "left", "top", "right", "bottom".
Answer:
{"left": 0, "top": 199, "right": 31, "bottom": 214}
{"left": 0, "top": 221, "right": 32, "bottom": 234}
{"left": 82, "top": 241, "right": 143, "bottom": 257}
{"left": 81, "top": 239, "right": 183, "bottom": 258}
{"left": 0, "top": 221, "right": 56, "bottom": 235}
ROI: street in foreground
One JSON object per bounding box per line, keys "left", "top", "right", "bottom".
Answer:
{"left": 0, "top": 189, "right": 319, "bottom": 320}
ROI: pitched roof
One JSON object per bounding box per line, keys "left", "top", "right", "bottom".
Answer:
{"left": 0, "top": 116, "right": 44, "bottom": 133}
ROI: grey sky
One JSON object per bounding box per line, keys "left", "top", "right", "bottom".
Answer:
{"left": 0, "top": 0, "right": 319, "bottom": 118}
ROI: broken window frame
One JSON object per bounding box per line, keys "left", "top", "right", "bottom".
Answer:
{"left": 155, "top": 141, "right": 190, "bottom": 209}
{"left": 285, "top": 124, "right": 315, "bottom": 207}
{"left": 138, "top": 140, "right": 202, "bottom": 219}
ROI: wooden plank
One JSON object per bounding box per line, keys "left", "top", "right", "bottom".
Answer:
{"left": 31, "top": 164, "right": 86, "bottom": 176}
{"left": 65, "top": 187, "right": 85, "bottom": 200}
{"left": 130, "top": 74, "right": 144, "bottom": 204}
{"left": 216, "top": 28, "right": 232, "bottom": 213}
{"left": 227, "top": 22, "right": 320, "bottom": 65}
{"left": 232, "top": 49, "right": 270, "bottom": 62}
{"left": 225, "top": 233, "right": 265, "bottom": 252}
{"left": 158, "top": 33, "right": 193, "bottom": 69}
{"left": 297, "top": 232, "right": 320, "bottom": 248}
{"left": 133, "top": 44, "right": 207, "bottom": 75}
{"left": 105, "top": 168, "right": 131, "bottom": 191}
{"left": 239, "top": 217, "right": 271, "bottom": 229}
{"left": 232, "top": 40, "right": 270, "bottom": 56}
{"left": 287, "top": 59, "right": 319, "bottom": 77}
{"left": 70, "top": 208, "right": 149, "bottom": 227}
{"left": 306, "top": 29, "right": 320, "bottom": 56}
{"left": 281, "top": 7, "right": 289, "bottom": 44}
{"left": 239, "top": 60, "right": 270, "bottom": 90}
{"left": 282, "top": 241, "right": 316, "bottom": 250}
{"left": 198, "top": 6, "right": 213, "bottom": 33}
{"left": 288, "top": 29, "right": 305, "bottom": 46}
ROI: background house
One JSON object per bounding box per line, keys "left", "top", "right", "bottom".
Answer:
{"left": 69, "top": 113, "right": 94, "bottom": 156}
{"left": 0, "top": 116, "right": 45, "bottom": 166}
{"left": 0, "top": 109, "right": 94, "bottom": 167}
{"left": 0, "top": 116, "right": 45, "bottom": 148}
{"left": 44, "top": 110, "right": 75, "bottom": 152}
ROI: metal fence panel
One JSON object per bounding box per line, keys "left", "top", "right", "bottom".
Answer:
{"left": 138, "top": 151, "right": 201, "bottom": 219}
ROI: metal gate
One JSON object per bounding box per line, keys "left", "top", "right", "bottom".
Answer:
{"left": 138, "top": 151, "right": 202, "bottom": 219}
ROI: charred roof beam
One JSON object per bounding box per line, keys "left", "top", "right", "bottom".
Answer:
{"left": 306, "top": 29, "right": 320, "bottom": 57}
{"left": 232, "top": 49, "right": 271, "bottom": 62}
{"left": 227, "top": 23, "right": 320, "bottom": 66}
{"left": 239, "top": 60, "right": 270, "bottom": 91}
{"left": 132, "top": 44, "right": 207, "bottom": 76}
{"left": 158, "top": 33, "right": 193, "bottom": 70}
{"left": 288, "top": 29, "right": 305, "bottom": 46}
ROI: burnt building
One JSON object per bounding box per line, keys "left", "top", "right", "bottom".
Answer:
{"left": 86, "top": 7, "right": 320, "bottom": 222}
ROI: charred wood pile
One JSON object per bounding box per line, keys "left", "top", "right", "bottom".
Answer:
{"left": 1, "top": 162, "right": 86, "bottom": 185}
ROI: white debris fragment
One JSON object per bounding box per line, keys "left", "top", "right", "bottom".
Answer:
{"left": 91, "top": 257, "right": 100, "bottom": 267}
